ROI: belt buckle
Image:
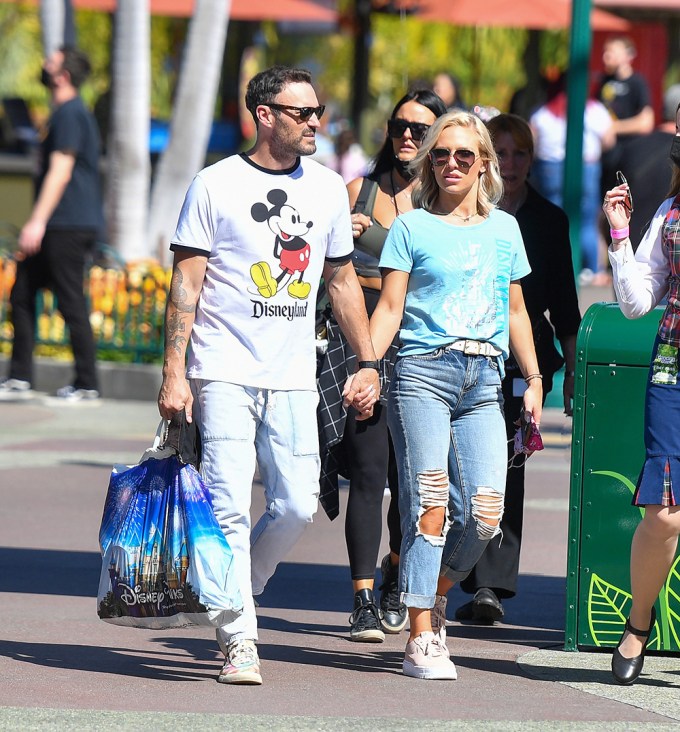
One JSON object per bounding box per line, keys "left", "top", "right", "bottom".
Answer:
{"left": 463, "top": 340, "right": 481, "bottom": 356}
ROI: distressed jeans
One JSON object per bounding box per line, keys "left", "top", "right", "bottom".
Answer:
{"left": 387, "top": 348, "right": 507, "bottom": 609}
{"left": 191, "top": 380, "right": 320, "bottom": 648}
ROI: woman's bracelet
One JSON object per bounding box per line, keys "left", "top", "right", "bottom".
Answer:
{"left": 524, "top": 373, "right": 543, "bottom": 384}
{"left": 610, "top": 226, "right": 629, "bottom": 239}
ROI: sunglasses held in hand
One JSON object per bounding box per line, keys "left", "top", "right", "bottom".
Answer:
{"left": 387, "top": 119, "right": 431, "bottom": 142}
{"left": 429, "top": 147, "right": 479, "bottom": 171}
{"left": 616, "top": 170, "right": 634, "bottom": 212}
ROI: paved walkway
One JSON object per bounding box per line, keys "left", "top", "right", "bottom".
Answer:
{"left": 0, "top": 383, "right": 678, "bottom": 731}
{"left": 1, "top": 282, "right": 678, "bottom": 730}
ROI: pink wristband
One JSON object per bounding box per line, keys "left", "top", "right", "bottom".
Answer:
{"left": 610, "top": 226, "right": 629, "bottom": 239}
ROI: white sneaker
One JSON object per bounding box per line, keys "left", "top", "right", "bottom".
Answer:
{"left": 54, "top": 385, "right": 100, "bottom": 402}
{"left": 0, "top": 378, "right": 32, "bottom": 400}
{"left": 431, "top": 594, "right": 450, "bottom": 657}
{"left": 218, "top": 639, "right": 262, "bottom": 685}
{"left": 403, "top": 631, "right": 458, "bottom": 680}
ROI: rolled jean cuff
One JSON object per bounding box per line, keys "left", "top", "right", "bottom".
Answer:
{"left": 439, "top": 565, "right": 473, "bottom": 585}
{"left": 401, "top": 591, "right": 436, "bottom": 609}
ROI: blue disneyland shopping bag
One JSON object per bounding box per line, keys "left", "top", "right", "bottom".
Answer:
{"left": 97, "top": 415, "right": 242, "bottom": 629}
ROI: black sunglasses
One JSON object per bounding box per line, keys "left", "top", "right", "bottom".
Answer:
{"left": 265, "top": 102, "right": 325, "bottom": 122}
{"left": 616, "top": 170, "right": 634, "bottom": 212}
{"left": 429, "top": 147, "right": 479, "bottom": 171}
{"left": 387, "top": 118, "right": 431, "bottom": 142}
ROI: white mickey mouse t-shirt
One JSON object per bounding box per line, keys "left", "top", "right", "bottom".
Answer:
{"left": 170, "top": 153, "right": 352, "bottom": 391}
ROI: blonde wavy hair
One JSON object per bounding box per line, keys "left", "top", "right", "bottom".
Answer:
{"left": 410, "top": 111, "right": 503, "bottom": 217}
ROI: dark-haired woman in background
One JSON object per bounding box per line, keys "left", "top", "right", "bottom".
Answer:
{"left": 317, "top": 89, "right": 447, "bottom": 642}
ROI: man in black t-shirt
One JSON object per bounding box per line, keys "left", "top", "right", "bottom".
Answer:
{"left": 597, "top": 36, "right": 654, "bottom": 192}
{"left": 618, "top": 84, "right": 680, "bottom": 250}
{"left": 0, "top": 47, "right": 103, "bottom": 402}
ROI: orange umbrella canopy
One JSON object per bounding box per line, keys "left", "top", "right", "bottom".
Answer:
{"left": 12, "top": 0, "right": 338, "bottom": 22}
{"left": 381, "top": 0, "right": 630, "bottom": 30}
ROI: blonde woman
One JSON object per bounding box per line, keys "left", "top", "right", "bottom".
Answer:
{"left": 368, "top": 112, "right": 542, "bottom": 679}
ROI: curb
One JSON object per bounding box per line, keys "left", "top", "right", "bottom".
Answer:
{"left": 0, "top": 355, "right": 161, "bottom": 402}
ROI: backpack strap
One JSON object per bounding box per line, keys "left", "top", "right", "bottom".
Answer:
{"left": 352, "top": 177, "right": 379, "bottom": 216}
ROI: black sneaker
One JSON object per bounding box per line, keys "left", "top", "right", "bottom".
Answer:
{"left": 455, "top": 588, "right": 504, "bottom": 624}
{"left": 378, "top": 554, "right": 408, "bottom": 634}
{"left": 349, "top": 588, "right": 385, "bottom": 642}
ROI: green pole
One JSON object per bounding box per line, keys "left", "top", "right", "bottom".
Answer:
{"left": 564, "top": 0, "right": 592, "bottom": 282}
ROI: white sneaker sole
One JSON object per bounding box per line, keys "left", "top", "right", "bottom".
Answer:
{"left": 402, "top": 660, "right": 458, "bottom": 680}
{"left": 350, "top": 628, "right": 385, "bottom": 642}
{"left": 217, "top": 670, "right": 262, "bottom": 685}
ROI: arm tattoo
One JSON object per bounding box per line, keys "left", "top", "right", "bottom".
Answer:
{"left": 169, "top": 267, "right": 197, "bottom": 313}
{"left": 165, "top": 265, "right": 196, "bottom": 355}
{"left": 325, "top": 263, "right": 343, "bottom": 286}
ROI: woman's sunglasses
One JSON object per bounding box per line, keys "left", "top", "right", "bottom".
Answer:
{"left": 387, "top": 119, "right": 431, "bottom": 142}
{"left": 616, "top": 170, "right": 634, "bottom": 212}
{"left": 429, "top": 147, "right": 479, "bottom": 171}
{"left": 265, "top": 103, "right": 326, "bottom": 122}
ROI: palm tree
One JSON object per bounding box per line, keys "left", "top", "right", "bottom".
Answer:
{"left": 40, "top": 0, "right": 76, "bottom": 54}
{"left": 105, "top": 0, "right": 151, "bottom": 261}
{"left": 147, "top": 0, "right": 231, "bottom": 265}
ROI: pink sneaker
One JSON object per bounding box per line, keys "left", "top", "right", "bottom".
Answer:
{"left": 218, "top": 639, "right": 262, "bottom": 685}
{"left": 431, "top": 594, "right": 450, "bottom": 656}
{"left": 403, "top": 632, "right": 457, "bottom": 680}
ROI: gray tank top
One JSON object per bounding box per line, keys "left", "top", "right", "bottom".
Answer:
{"left": 351, "top": 177, "right": 389, "bottom": 279}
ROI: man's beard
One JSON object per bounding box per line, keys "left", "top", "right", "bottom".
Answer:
{"left": 272, "top": 128, "right": 316, "bottom": 159}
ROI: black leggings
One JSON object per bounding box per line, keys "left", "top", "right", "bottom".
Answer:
{"left": 343, "top": 400, "right": 402, "bottom": 580}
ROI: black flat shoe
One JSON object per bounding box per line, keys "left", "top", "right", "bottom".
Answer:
{"left": 611, "top": 606, "right": 656, "bottom": 685}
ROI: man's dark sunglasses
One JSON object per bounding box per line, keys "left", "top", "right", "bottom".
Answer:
{"left": 429, "top": 147, "right": 479, "bottom": 171}
{"left": 266, "top": 102, "right": 325, "bottom": 122}
{"left": 387, "top": 118, "right": 431, "bottom": 142}
{"left": 616, "top": 170, "right": 634, "bottom": 212}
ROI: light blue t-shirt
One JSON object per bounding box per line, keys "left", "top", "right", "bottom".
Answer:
{"left": 379, "top": 207, "right": 531, "bottom": 360}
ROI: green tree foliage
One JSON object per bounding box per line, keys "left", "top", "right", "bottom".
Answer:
{"left": 0, "top": 7, "right": 182, "bottom": 123}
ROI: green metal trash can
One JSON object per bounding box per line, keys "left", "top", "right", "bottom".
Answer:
{"left": 565, "top": 302, "right": 680, "bottom": 652}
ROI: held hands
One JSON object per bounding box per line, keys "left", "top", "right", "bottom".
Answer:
{"left": 342, "top": 368, "right": 380, "bottom": 420}
{"left": 351, "top": 212, "right": 372, "bottom": 239}
{"left": 158, "top": 372, "right": 194, "bottom": 423}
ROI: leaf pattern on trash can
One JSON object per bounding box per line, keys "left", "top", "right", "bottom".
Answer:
{"left": 592, "top": 470, "right": 644, "bottom": 519}
{"left": 588, "top": 573, "right": 661, "bottom": 649}
{"left": 664, "top": 555, "right": 680, "bottom": 647}
{"left": 588, "top": 573, "right": 631, "bottom": 647}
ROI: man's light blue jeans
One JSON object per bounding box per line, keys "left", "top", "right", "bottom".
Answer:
{"left": 191, "top": 380, "right": 320, "bottom": 650}
{"left": 387, "top": 348, "right": 507, "bottom": 609}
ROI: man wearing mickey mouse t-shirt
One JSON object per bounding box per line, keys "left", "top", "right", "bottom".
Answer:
{"left": 158, "top": 66, "right": 379, "bottom": 686}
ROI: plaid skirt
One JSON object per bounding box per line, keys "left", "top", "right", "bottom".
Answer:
{"left": 633, "top": 337, "right": 680, "bottom": 507}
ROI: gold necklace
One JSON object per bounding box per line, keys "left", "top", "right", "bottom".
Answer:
{"left": 434, "top": 208, "right": 479, "bottom": 222}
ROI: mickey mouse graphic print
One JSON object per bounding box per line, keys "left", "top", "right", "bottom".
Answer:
{"left": 170, "top": 153, "right": 352, "bottom": 391}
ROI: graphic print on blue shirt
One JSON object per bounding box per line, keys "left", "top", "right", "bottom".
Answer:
{"left": 379, "top": 208, "right": 530, "bottom": 359}
{"left": 249, "top": 189, "right": 314, "bottom": 302}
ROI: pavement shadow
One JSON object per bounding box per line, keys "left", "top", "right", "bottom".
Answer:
{"left": 0, "top": 639, "right": 219, "bottom": 682}
{"left": 0, "top": 547, "right": 100, "bottom": 596}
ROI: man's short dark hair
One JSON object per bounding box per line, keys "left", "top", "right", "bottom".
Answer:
{"left": 245, "top": 65, "right": 313, "bottom": 125}
{"left": 60, "top": 46, "right": 92, "bottom": 89}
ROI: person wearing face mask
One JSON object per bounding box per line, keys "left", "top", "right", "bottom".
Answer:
{"left": 454, "top": 114, "right": 581, "bottom": 624}
{"left": 317, "top": 90, "right": 447, "bottom": 643}
{"left": 0, "top": 46, "right": 103, "bottom": 403}
{"left": 367, "top": 111, "right": 542, "bottom": 679}
{"left": 614, "top": 84, "right": 680, "bottom": 250}
{"left": 602, "top": 99, "right": 680, "bottom": 686}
